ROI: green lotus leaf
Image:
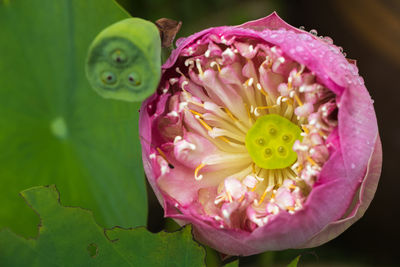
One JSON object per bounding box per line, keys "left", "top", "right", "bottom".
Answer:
{"left": 0, "top": 185, "right": 206, "bottom": 266}
{"left": 0, "top": 0, "right": 147, "bottom": 237}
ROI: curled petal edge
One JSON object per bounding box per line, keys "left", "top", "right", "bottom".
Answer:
{"left": 297, "top": 134, "right": 382, "bottom": 248}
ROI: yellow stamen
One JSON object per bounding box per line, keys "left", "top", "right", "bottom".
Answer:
{"left": 224, "top": 108, "right": 237, "bottom": 121}
{"left": 197, "top": 118, "right": 213, "bottom": 131}
{"left": 218, "top": 136, "right": 231, "bottom": 144}
{"left": 256, "top": 84, "right": 269, "bottom": 97}
{"left": 294, "top": 94, "right": 303, "bottom": 106}
{"left": 196, "top": 59, "right": 203, "bottom": 76}
{"left": 156, "top": 147, "right": 168, "bottom": 161}
{"left": 302, "top": 125, "right": 310, "bottom": 134}
{"left": 244, "top": 104, "right": 253, "bottom": 123}
{"left": 307, "top": 156, "right": 318, "bottom": 166}
{"left": 226, "top": 191, "right": 233, "bottom": 203}
{"left": 255, "top": 105, "right": 279, "bottom": 111}
{"left": 210, "top": 61, "right": 221, "bottom": 72}
{"left": 258, "top": 190, "right": 268, "bottom": 205}
{"left": 189, "top": 109, "right": 203, "bottom": 118}
{"left": 296, "top": 164, "right": 303, "bottom": 173}
{"left": 319, "top": 131, "right": 327, "bottom": 138}
{"left": 189, "top": 100, "right": 204, "bottom": 108}
{"left": 288, "top": 184, "right": 297, "bottom": 190}
{"left": 194, "top": 163, "right": 205, "bottom": 180}
{"left": 252, "top": 163, "right": 256, "bottom": 174}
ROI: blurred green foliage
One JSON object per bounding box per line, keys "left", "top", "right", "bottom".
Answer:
{"left": 0, "top": 0, "right": 147, "bottom": 238}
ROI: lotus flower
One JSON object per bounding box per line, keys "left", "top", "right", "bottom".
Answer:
{"left": 139, "top": 13, "right": 382, "bottom": 256}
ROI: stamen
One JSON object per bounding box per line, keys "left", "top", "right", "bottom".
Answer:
{"left": 246, "top": 78, "right": 254, "bottom": 87}
{"left": 176, "top": 67, "right": 186, "bottom": 77}
{"left": 210, "top": 61, "right": 221, "bottom": 72}
{"left": 198, "top": 117, "right": 213, "bottom": 131}
{"left": 294, "top": 94, "right": 303, "bottom": 106}
{"left": 256, "top": 83, "right": 269, "bottom": 97}
{"left": 218, "top": 136, "right": 231, "bottom": 144}
{"left": 226, "top": 191, "right": 233, "bottom": 203}
{"left": 195, "top": 163, "right": 205, "bottom": 180}
{"left": 244, "top": 104, "right": 253, "bottom": 124}
{"left": 224, "top": 108, "right": 237, "bottom": 121}
{"left": 181, "top": 81, "right": 189, "bottom": 92}
{"left": 254, "top": 105, "right": 279, "bottom": 116}
{"left": 307, "top": 156, "right": 318, "bottom": 166}
{"left": 297, "top": 164, "right": 303, "bottom": 173}
{"left": 257, "top": 187, "right": 270, "bottom": 205}
{"left": 189, "top": 109, "right": 204, "bottom": 118}
{"left": 288, "top": 184, "right": 297, "bottom": 190}
{"left": 302, "top": 125, "right": 310, "bottom": 134}
{"left": 196, "top": 59, "right": 204, "bottom": 76}
{"left": 188, "top": 100, "right": 205, "bottom": 108}
{"left": 169, "top": 78, "right": 179, "bottom": 85}
{"left": 156, "top": 147, "right": 174, "bottom": 169}
{"left": 156, "top": 147, "right": 168, "bottom": 161}
{"left": 252, "top": 162, "right": 256, "bottom": 174}
{"left": 287, "top": 206, "right": 295, "bottom": 212}
{"left": 319, "top": 131, "right": 327, "bottom": 138}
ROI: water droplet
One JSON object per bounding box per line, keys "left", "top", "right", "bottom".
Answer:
{"left": 299, "top": 26, "right": 305, "bottom": 30}
{"left": 322, "top": 36, "right": 333, "bottom": 44}
{"left": 309, "top": 29, "right": 318, "bottom": 36}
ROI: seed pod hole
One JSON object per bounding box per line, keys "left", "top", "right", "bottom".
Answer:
{"left": 264, "top": 148, "right": 272, "bottom": 157}
{"left": 269, "top": 127, "right": 277, "bottom": 136}
{"left": 257, "top": 138, "right": 266, "bottom": 146}
{"left": 277, "top": 146, "right": 285, "bottom": 155}
{"left": 128, "top": 72, "right": 141, "bottom": 86}
{"left": 282, "top": 134, "right": 291, "bottom": 142}
{"left": 101, "top": 71, "right": 117, "bottom": 85}
{"left": 111, "top": 49, "right": 127, "bottom": 63}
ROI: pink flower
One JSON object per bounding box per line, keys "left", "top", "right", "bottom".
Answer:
{"left": 139, "top": 13, "right": 382, "bottom": 256}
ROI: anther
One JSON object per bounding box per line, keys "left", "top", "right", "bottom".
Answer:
{"left": 224, "top": 108, "right": 237, "bottom": 121}
{"left": 210, "top": 61, "right": 221, "bottom": 72}
{"left": 294, "top": 94, "right": 303, "bottom": 106}
{"left": 194, "top": 163, "right": 205, "bottom": 180}
{"left": 189, "top": 109, "right": 204, "bottom": 118}
{"left": 196, "top": 59, "right": 204, "bottom": 76}
{"left": 307, "top": 156, "right": 318, "bottom": 166}
{"left": 181, "top": 81, "right": 189, "bottom": 91}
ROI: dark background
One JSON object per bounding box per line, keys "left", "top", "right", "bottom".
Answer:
{"left": 119, "top": 0, "right": 400, "bottom": 265}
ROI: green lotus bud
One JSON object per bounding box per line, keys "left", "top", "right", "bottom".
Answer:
{"left": 86, "top": 18, "right": 161, "bottom": 102}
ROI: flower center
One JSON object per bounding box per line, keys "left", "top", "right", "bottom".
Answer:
{"left": 245, "top": 114, "right": 301, "bottom": 169}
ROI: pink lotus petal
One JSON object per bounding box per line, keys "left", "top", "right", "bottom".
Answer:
{"left": 139, "top": 12, "right": 382, "bottom": 256}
